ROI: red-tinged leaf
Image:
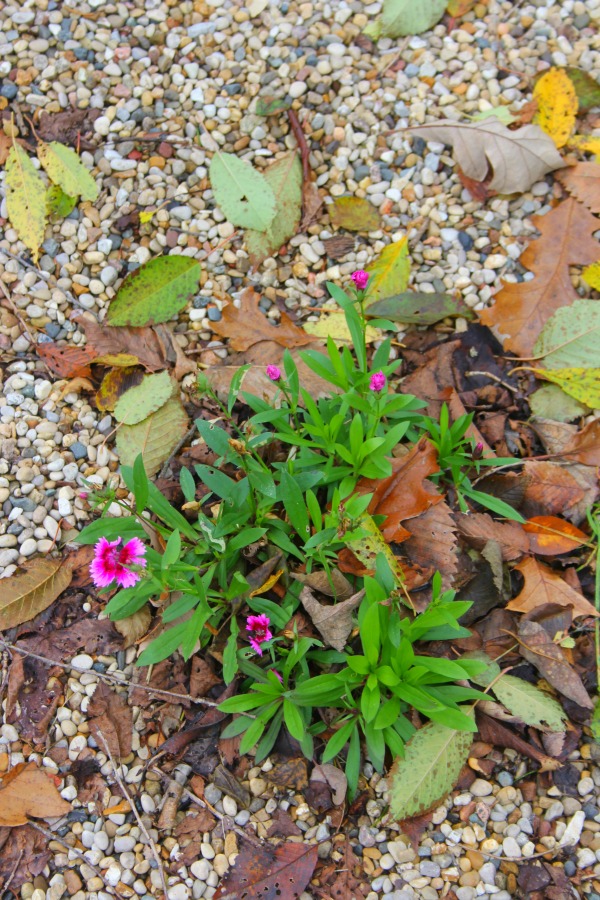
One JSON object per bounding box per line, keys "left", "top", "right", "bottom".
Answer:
{"left": 214, "top": 841, "right": 318, "bottom": 900}
{"left": 523, "top": 516, "right": 588, "bottom": 555}
{"left": 37, "top": 341, "right": 96, "bottom": 378}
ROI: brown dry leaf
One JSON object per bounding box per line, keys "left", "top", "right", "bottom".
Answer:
{"left": 0, "top": 131, "right": 12, "bottom": 165}
{"left": 96, "top": 366, "right": 144, "bottom": 412}
{"left": 214, "top": 842, "right": 318, "bottom": 900}
{"left": 310, "top": 763, "right": 347, "bottom": 806}
{"left": 518, "top": 619, "right": 593, "bottom": 709}
{"left": 79, "top": 317, "right": 172, "bottom": 372}
{"left": 356, "top": 437, "right": 442, "bottom": 542}
{"left": 561, "top": 418, "right": 600, "bottom": 467}
{"left": 323, "top": 234, "right": 356, "bottom": 260}
{"left": 266, "top": 758, "right": 309, "bottom": 791}
{"left": 454, "top": 512, "right": 529, "bottom": 561}
{"left": 189, "top": 657, "right": 222, "bottom": 698}
{"left": 521, "top": 461, "right": 585, "bottom": 520}
{"left": 508, "top": 557, "right": 598, "bottom": 619}
{"left": 0, "top": 762, "right": 71, "bottom": 826}
{"left": 523, "top": 516, "right": 588, "bottom": 556}
{"left": 299, "top": 585, "right": 364, "bottom": 651}
{"left": 36, "top": 106, "right": 100, "bottom": 147}
{"left": 58, "top": 376, "right": 95, "bottom": 398}
{"left": 0, "top": 558, "right": 72, "bottom": 631}
{"left": 267, "top": 808, "right": 303, "bottom": 838}
{"left": 210, "top": 287, "right": 316, "bottom": 352}
{"left": 36, "top": 342, "right": 96, "bottom": 378}
{"left": 478, "top": 198, "right": 599, "bottom": 357}
{"left": 476, "top": 712, "right": 561, "bottom": 771}
{"left": 556, "top": 162, "right": 600, "bottom": 214}
{"left": 399, "top": 340, "right": 459, "bottom": 419}
{"left": 326, "top": 840, "right": 370, "bottom": 900}
{"left": 113, "top": 604, "right": 151, "bottom": 648}
{"left": 291, "top": 568, "right": 354, "bottom": 600}
{"left": 401, "top": 501, "right": 458, "bottom": 587}
{"left": 458, "top": 167, "right": 495, "bottom": 203}
{"left": 0, "top": 823, "right": 53, "bottom": 891}
{"left": 88, "top": 681, "right": 133, "bottom": 759}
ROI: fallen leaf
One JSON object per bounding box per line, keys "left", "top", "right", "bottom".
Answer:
{"left": 299, "top": 585, "right": 364, "bottom": 651}
{"left": 560, "top": 67, "right": 600, "bottom": 113}
{"left": 245, "top": 153, "right": 302, "bottom": 267}
{"left": 0, "top": 762, "right": 71, "bottom": 826}
{"left": 583, "top": 260, "right": 600, "bottom": 290}
{"left": 209, "top": 151, "right": 276, "bottom": 232}
{"left": 116, "top": 396, "right": 189, "bottom": 478}
{"left": 326, "top": 841, "right": 370, "bottom": 899}
{"left": 529, "top": 384, "right": 589, "bottom": 422}
{"left": 5, "top": 143, "right": 48, "bottom": 263}
{"left": 533, "top": 299, "right": 600, "bottom": 370}
{"left": 0, "top": 558, "right": 72, "bottom": 631}
{"left": 381, "top": 0, "right": 446, "bottom": 37}
{"left": 364, "top": 236, "right": 410, "bottom": 305}
{"left": 266, "top": 758, "right": 309, "bottom": 791}
{"left": 367, "top": 291, "right": 473, "bottom": 325}
{"left": 534, "top": 367, "right": 600, "bottom": 409}
{"left": 523, "top": 516, "right": 588, "bottom": 556}
{"left": 568, "top": 134, "right": 600, "bottom": 156}
{"left": 291, "top": 568, "right": 354, "bottom": 600}
{"left": 561, "top": 419, "right": 600, "bottom": 466}
{"left": 517, "top": 863, "right": 552, "bottom": 893}
{"left": 36, "top": 341, "right": 95, "bottom": 378}
{"left": 454, "top": 512, "right": 529, "bottom": 561}
{"left": 323, "top": 234, "right": 355, "bottom": 260}
{"left": 88, "top": 682, "right": 133, "bottom": 759}
{"left": 330, "top": 196, "right": 381, "bottom": 232}
{"left": 533, "top": 68, "right": 578, "bottom": 148}
{"left": 0, "top": 131, "right": 11, "bottom": 165}
{"left": 521, "top": 460, "right": 587, "bottom": 522}
{"left": 446, "top": 0, "right": 478, "bottom": 15}
{"left": 113, "top": 371, "right": 173, "bottom": 425}
{"left": 267, "top": 808, "right": 302, "bottom": 838}
{"left": 107, "top": 256, "right": 201, "bottom": 327}
{"left": 556, "top": 162, "right": 600, "bottom": 214}
{"left": 0, "top": 825, "right": 53, "bottom": 892}
{"left": 36, "top": 107, "right": 100, "bottom": 147}
{"left": 476, "top": 711, "right": 560, "bottom": 771}
{"left": 508, "top": 557, "right": 598, "bottom": 619}
{"left": 401, "top": 501, "right": 458, "bottom": 587}
{"left": 310, "top": 763, "right": 347, "bottom": 806}
{"left": 518, "top": 619, "right": 592, "bottom": 709}
{"left": 409, "top": 119, "right": 566, "bottom": 195}
{"left": 190, "top": 656, "right": 222, "bottom": 698}
{"left": 37, "top": 140, "right": 98, "bottom": 201}
{"left": 211, "top": 287, "right": 315, "bottom": 352}
{"left": 79, "top": 317, "right": 180, "bottom": 373}
{"left": 303, "top": 310, "right": 381, "bottom": 345}
{"left": 478, "top": 199, "right": 599, "bottom": 357}
{"left": 113, "top": 604, "right": 151, "bottom": 649}
{"left": 214, "top": 841, "right": 318, "bottom": 900}
{"left": 95, "top": 366, "right": 144, "bottom": 412}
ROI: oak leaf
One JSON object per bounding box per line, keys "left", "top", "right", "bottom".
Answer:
{"left": 0, "top": 762, "right": 71, "bottom": 826}
{"left": 211, "top": 287, "right": 316, "bottom": 352}
{"left": 556, "top": 162, "right": 600, "bottom": 214}
{"left": 478, "top": 199, "right": 599, "bottom": 357}
{"left": 507, "top": 557, "right": 599, "bottom": 619}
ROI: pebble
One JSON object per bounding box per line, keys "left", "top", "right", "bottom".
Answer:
{"left": 72, "top": 654, "right": 94, "bottom": 671}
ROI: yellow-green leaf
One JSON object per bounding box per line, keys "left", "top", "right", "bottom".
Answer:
{"left": 5, "top": 143, "right": 47, "bottom": 263}
{"left": 0, "top": 558, "right": 72, "bottom": 630}
{"left": 46, "top": 184, "right": 77, "bottom": 222}
{"left": 583, "top": 261, "right": 600, "bottom": 291}
{"left": 365, "top": 236, "right": 410, "bottom": 305}
{"left": 37, "top": 140, "right": 98, "bottom": 201}
{"left": 535, "top": 367, "right": 600, "bottom": 408}
{"left": 533, "top": 68, "right": 578, "bottom": 149}
{"left": 303, "top": 311, "right": 381, "bottom": 345}
{"left": 116, "top": 397, "right": 189, "bottom": 477}
{"left": 330, "top": 197, "right": 381, "bottom": 232}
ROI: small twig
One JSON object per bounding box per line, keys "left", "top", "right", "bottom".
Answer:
{"left": 97, "top": 730, "right": 169, "bottom": 900}
{"left": 158, "top": 423, "right": 198, "bottom": 478}
{"left": 465, "top": 370, "right": 519, "bottom": 395}
{"left": 3, "top": 848, "right": 23, "bottom": 893}
{"left": 0, "top": 641, "right": 218, "bottom": 707}
{"left": 287, "top": 108, "right": 311, "bottom": 183}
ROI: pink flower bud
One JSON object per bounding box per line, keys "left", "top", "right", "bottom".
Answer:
{"left": 266, "top": 365, "right": 281, "bottom": 382}
{"left": 369, "top": 371, "right": 386, "bottom": 392}
{"left": 473, "top": 442, "right": 484, "bottom": 459}
{"left": 351, "top": 270, "right": 370, "bottom": 291}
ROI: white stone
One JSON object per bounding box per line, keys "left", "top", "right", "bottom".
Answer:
{"left": 502, "top": 837, "right": 521, "bottom": 859}
{"left": 289, "top": 82, "right": 307, "bottom": 98}
{"left": 560, "top": 811, "right": 585, "bottom": 847}
{"left": 72, "top": 654, "right": 94, "bottom": 670}
{"left": 191, "top": 859, "right": 211, "bottom": 880}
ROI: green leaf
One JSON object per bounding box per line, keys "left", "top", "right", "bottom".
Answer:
{"left": 114, "top": 371, "right": 173, "bottom": 425}
{"left": 75, "top": 515, "right": 147, "bottom": 545}
{"left": 463, "top": 651, "right": 502, "bottom": 687}
{"left": 380, "top": 0, "right": 447, "bottom": 37}
{"left": 533, "top": 299, "right": 600, "bottom": 370}
{"left": 364, "top": 237, "right": 410, "bottom": 306}
{"left": 279, "top": 469, "right": 310, "bottom": 541}
{"left": 245, "top": 153, "right": 302, "bottom": 266}
{"left": 255, "top": 96, "right": 291, "bottom": 116}
{"left": 116, "top": 398, "right": 189, "bottom": 478}
{"left": 322, "top": 717, "right": 357, "bottom": 763}
{"left": 389, "top": 718, "right": 474, "bottom": 820}
{"left": 46, "top": 184, "right": 77, "bottom": 222}
{"left": 133, "top": 454, "right": 149, "bottom": 512}
{"left": 591, "top": 697, "right": 600, "bottom": 742}
{"left": 367, "top": 291, "right": 473, "bottom": 325}
{"left": 529, "top": 384, "right": 589, "bottom": 422}
{"left": 492, "top": 675, "right": 568, "bottom": 732}
{"left": 361, "top": 684, "right": 380, "bottom": 723}
{"left": 534, "top": 367, "right": 600, "bottom": 409}
{"left": 283, "top": 700, "right": 305, "bottom": 741}
{"left": 330, "top": 197, "right": 381, "bottom": 232}
{"left": 137, "top": 622, "right": 189, "bottom": 666}
{"left": 223, "top": 617, "right": 239, "bottom": 685}
{"left": 239, "top": 717, "right": 267, "bottom": 755}
{"left": 180, "top": 467, "right": 196, "bottom": 503}
{"left": 561, "top": 68, "right": 600, "bottom": 114}
{"left": 107, "top": 256, "right": 201, "bottom": 327}
{"left": 37, "top": 140, "right": 98, "bottom": 201}
{"left": 5, "top": 143, "right": 47, "bottom": 263}
{"left": 209, "top": 151, "right": 276, "bottom": 231}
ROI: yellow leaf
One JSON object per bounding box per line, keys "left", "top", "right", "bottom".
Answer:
{"left": 533, "top": 68, "right": 578, "bottom": 148}
{"left": 303, "top": 311, "right": 381, "bottom": 345}
{"left": 37, "top": 140, "right": 98, "bottom": 201}
{"left": 583, "top": 261, "right": 600, "bottom": 291}
{"left": 365, "top": 236, "right": 411, "bottom": 305}
{"left": 569, "top": 134, "right": 600, "bottom": 159}
{"left": 330, "top": 197, "right": 381, "bottom": 232}
{"left": 5, "top": 143, "right": 47, "bottom": 263}
{"left": 535, "top": 367, "right": 600, "bottom": 409}
{"left": 139, "top": 209, "right": 155, "bottom": 224}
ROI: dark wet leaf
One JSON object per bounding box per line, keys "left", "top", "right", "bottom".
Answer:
{"left": 518, "top": 620, "right": 592, "bottom": 709}
{"left": 88, "top": 681, "right": 133, "bottom": 759}
{"left": 214, "top": 841, "right": 318, "bottom": 900}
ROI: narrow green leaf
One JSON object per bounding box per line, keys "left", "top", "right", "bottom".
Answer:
{"left": 223, "top": 617, "right": 239, "bottom": 684}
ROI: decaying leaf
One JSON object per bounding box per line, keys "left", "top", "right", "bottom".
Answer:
{"left": 0, "top": 558, "right": 72, "bottom": 631}
{"left": 380, "top": 0, "right": 447, "bottom": 37}
{"left": 291, "top": 568, "right": 354, "bottom": 600}
{"left": 106, "top": 256, "right": 201, "bottom": 328}
{"left": 88, "top": 681, "right": 133, "bottom": 759}
{"left": 245, "top": 153, "right": 302, "bottom": 267}
{"left": 209, "top": 151, "right": 276, "bottom": 232}
{"left": 113, "top": 604, "right": 151, "bottom": 649}
{"left": 523, "top": 516, "right": 588, "bottom": 556}
{"left": 508, "top": 557, "right": 598, "bottom": 619}
{"left": 211, "top": 287, "right": 315, "bottom": 352}
{"left": 330, "top": 196, "right": 381, "bottom": 232}
{"left": 299, "top": 586, "right": 364, "bottom": 651}
{"left": 534, "top": 367, "right": 600, "bottom": 410}
{"left": 310, "top": 763, "right": 347, "bottom": 806}
{"left": 533, "top": 68, "right": 578, "bottom": 148}
{"left": 561, "top": 419, "right": 600, "bottom": 467}
{"left": 5, "top": 143, "right": 48, "bottom": 263}
{"left": 214, "top": 841, "right": 318, "bottom": 900}
{"left": 518, "top": 619, "right": 593, "bottom": 709}
{"left": 454, "top": 512, "right": 529, "bottom": 561}
{"left": 533, "top": 299, "right": 600, "bottom": 370}
{"left": 113, "top": 371, "right": 173, "bottom": 425}
{"left": 409, "top": 119, "right": 566, "bottom": 195}
{"left": 116, "top": 396, "right": 189, "bottom": 478}
{"left": 492, "top": 674, "right": 568, "bottom": 732}
{"left": 364, "top": 236, "right": 411, "bottom": 305}
{"left": 479, "top": 199, "right": 599, "bottom": 357}
{"left": 401, "top": 501, "right": 458, "bottom": 588}
{"left": 367, "top": 291, "right": 473, "bottom": 325}
{"left": 36, "top": 140, "right": 98, "bottom": 201}
{"left": 0, "top": 762, "right": 71, "bottom": 827}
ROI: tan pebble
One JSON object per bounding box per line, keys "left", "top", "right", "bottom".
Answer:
{"left": 147, "top": 156, "right": 165, "bottom": 169}
{"left": 459, "top": 871, "right": 480, "bottom": 888}
{"left": 213, "top": 854, "right": 229, "bottom": 877}
{"left": 86, "top": 878, "right": 104, "bottom": 891}
{"left": 481, "top": 838, "right": 499, "bottom": 854}
{"left": 224, "top": 833, "right": 237, "bottom": 857}
{"left": 466, "top": 850, "right": 483, "bottom": 869}
{"left": 362, "top": 847, "right": 381, "bottom": 859}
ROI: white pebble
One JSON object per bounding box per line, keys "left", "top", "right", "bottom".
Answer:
{"left": 72, "top": 654, "right": 94, "bottom": 670}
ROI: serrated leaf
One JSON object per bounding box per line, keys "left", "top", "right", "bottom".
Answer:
{"left": 533, "top": 68, "right": 578, "bottom": 149}
{"left": 245, "top": 153, "right": 302, "bottom": 266}
{"left": 116, "top": 397, "right": 189, "bottom": 477}
{"left": 46, "top": 184, "right": 77, "bottom": 222}
{"left": 534, "top": 367, "right": 600, "bottom": 409}
{"left": 113, "top": 371, "right": 173, "bottom": 425}
{"left": 0, "top": 558, "right": 72, "bottom": 630}
{"left": 367, "top": 291, "right": 472, "bottom": 325}
{"left": 330, "top": 197, "right": 381, "bottom": 232}
{"left": 106, "top": 256, "right": 201, "bottom": 327}
{"left": 533, "top": 299, "right": 600, "bottom": 370}
{"left": 209, "top": 152, "right": 276, "bottom": 231}
{"left": 583, "top": 261, "right": 600, "bottom": 291}
{"left": 381, "top": 0, "right": 447, "bottom": 37}
{"left": 492, "top": 674, "right": 568, "bottom": 732}
{"left": 37, "top": 140, "right": 98, "bottom": 201}
{"left": 389, "top": 718, "right": 473, "bottom": 820}
{"left": 5, "top": 143, "right": 47, "bottom": 263}
{"left": 529, "top": 384, "right": 589, "bottom": 422}
{"left": 364, "top": 237, "right": 410, "bottom": 305}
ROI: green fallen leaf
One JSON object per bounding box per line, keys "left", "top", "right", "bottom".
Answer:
{"left": 559, "top": 68, "right": 600, "bottom": 114}
{"left": 46, "top": 184, "right": 77, "bottom": 222}
{"left": 492, "top": 674, "right": 568, "bottom": 732}
{"left": 367, "top": 291, "right": 473, "bottom": 325}
{"left": 381, "top": 0, "right": 447, "bottom": 37}
{"left": 37, "top": 140, "right": 98, "bottom": 201}
{"left": 470, "top": 107, "right": 518, "bottom": 126}
{"left": 107, "top": 256, "right": 201, "bottom": 327}
{"left": 529, "top": 384, "right": 589, "bottom": 422}
{"left": 364, "top": 237, "right": 411, "bottom": 306}
{"left": 533, "top": 299, "right": 600, "bottom": 369}
{"left": 209, "top": 152, "right": 276, "bottom": 232}
{"left": 256, "top": 96, "right": 291, "bottom": 116}
{"left": 116, "top": 397, "right": 189, "bottom": 478}
{"left": 245, "top": 153, "right": 302, "bottom": 266}
{"left": 534, "top": 367, "right": 600, "bottom": 409}
{"left": 113, "top": 371, "right": 174, "bottom": 426}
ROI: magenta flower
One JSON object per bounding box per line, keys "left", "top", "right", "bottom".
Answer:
{"left": 351, "top": 270, "right": 370, "bottom": 291}
{"left": 266, "top": 365, "right": 281, "bottom": 382}
{"left": 79, "top": 491, "right": 89, "bottom": 500}
{"left": 246, "top": 614, "right": 272, "bottom": 656}
{"left": 90, "top": 537, "right": 146, "bottom": 589}
{"left": 472, "top": 441, "right": 484, "bottom": 459}
{"left": 369, "top": 371, "right": 386, "bottom": 392}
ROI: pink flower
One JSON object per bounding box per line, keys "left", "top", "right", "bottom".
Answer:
{"left": 90, "top": 536, "right": 146, "bottom": 589}
{"left": 246, "top": 614, "right": 272, "bottom": 656}
{"left": 266, "top": 365, "right": 281, "bottom": 382}
{"left": 369, "top": 371, "right": 386, "bottom": 392}
{"left": 79, "top": 491, "right": 89, "bottom": 500}
{"left": 351, "top": 270, "right": 370, "bottom": 291}
{"left": 472, "top": 442, "right": 484, "bottom": 459}
{"left": 270, "top": 669, "right": 283, "bottom": 683}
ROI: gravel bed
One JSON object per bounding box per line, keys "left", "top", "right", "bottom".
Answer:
{"left": 1, "top": 0, "right": 599, "bottom": 897}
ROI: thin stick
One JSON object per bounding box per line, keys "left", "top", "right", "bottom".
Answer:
{"left": 465, "top": 370, "right": 519, "bottom": 395}
{"left": 0, "top": 641, "right": 218, "bottom": 707}
{"left": 158, "top": 423, "right": 198, "bottom": 478}
{"left": 97, "top": 731, "right": 169, "bottom": 900}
